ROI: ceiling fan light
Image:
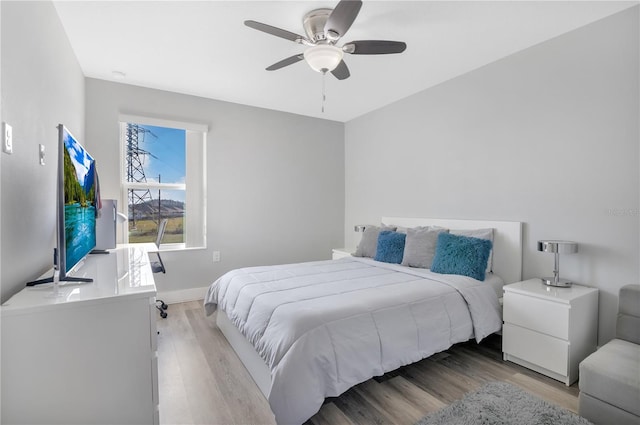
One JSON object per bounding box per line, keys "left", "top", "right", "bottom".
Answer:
{"left": 304, "top": 45, "right": 344, "bottom": 73}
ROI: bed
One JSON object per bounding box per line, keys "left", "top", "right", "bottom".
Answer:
{"left": 204, "top": 217, "right": 522, "bottom": 424}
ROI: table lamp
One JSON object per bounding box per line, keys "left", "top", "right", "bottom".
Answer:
{"left": 537, "top": 240, "right": 578, "bottom": 287}
{"left": 354, "top": 225, "right": 366, "bottom": 249}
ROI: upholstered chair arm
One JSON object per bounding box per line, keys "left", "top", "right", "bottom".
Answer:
{"left": 616, "top": 284, "right": 640, "bottom": 344}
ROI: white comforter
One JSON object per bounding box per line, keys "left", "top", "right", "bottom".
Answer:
{"left": 204, "top": 257, "right": 502, "bottom": 425}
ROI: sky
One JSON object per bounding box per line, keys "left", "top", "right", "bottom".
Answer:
{"left": 137, "top": 124, "right": 186, "bottom": 185}
{"left": 64, "top": 127, "right": 93, "bottom": 184}
{"left": 126, "top": 123, "right": 186, "bottom": 204}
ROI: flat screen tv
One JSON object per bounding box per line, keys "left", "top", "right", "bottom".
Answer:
{"left": 27, "top": 124, "right": 97, "bottom": 286}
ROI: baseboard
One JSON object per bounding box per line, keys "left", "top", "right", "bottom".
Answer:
{"left": 156, "top": 286, "right": 208, "bottom": 305}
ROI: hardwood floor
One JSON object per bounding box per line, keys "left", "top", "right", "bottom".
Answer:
{"left": 157, "top": 301, "right": 579, "bottom": 425}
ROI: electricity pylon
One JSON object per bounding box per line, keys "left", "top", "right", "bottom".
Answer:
{"left": 126, "top": 123, "right": 157, "bottom": 229}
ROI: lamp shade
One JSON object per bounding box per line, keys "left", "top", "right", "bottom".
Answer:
{"left": 537, "top": 240, "right": 578, "bottom": 254}
{"left": 304, "top": 45, "right": 344, "bottom": 73}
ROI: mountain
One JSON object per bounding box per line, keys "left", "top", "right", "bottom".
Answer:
{"left": 83, "top": 160, "right": 96, "bottom": 195}
{"left": 129, "top": 198, "right": 185, "bottom": 219}
{"left": 63, "top": 146, "right": 94, "bottom": 206}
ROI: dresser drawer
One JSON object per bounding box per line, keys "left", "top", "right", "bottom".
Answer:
{"left": 503, "top": 323, "right": 568, "bottom": 375}
{"left": 503, "top": 291, "right": 569, "bottom": 339}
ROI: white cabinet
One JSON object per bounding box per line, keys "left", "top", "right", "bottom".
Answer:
{"left": 1, "top": 244, "right": 159, "bottom": 424}
{"left": 332, "top": 247, "right": 355, "bottom": 260}
{"left": 502, "top": 279, "right": 598, "bottom": 386}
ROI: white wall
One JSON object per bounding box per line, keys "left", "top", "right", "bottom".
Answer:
{"left": 345, "top": 7, "right": 639, "bottom": 344}
{"left": 84, "top": 79, "right": 345, "bottom": 296}
{"left": 0, "top": 1, "right": 85, "bottom": 302}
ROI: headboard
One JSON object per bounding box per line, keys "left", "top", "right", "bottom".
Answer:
{"left": 381, "top": 217, "right": 523, "bottom": 284}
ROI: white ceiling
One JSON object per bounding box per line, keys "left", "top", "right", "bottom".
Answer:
{"left": 53, "top": 1, "right": 637, "bottom": 122}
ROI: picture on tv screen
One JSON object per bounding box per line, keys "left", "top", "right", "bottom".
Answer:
{"left": 62, "top": 127, "right": 97, "bottom": 273}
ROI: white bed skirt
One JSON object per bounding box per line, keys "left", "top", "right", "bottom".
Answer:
{"left": 215, "top": 309, "right": 271, "bottom": 399}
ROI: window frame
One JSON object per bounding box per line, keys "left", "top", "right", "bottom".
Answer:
{"left": 119, "top": 114, "right": 207, "bottom": 250}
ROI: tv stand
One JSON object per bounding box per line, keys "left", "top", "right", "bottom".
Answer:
{"left": 2, "top": 244, "right": 159, "bottom": 425}
{"left": 26, "top": 247, "right": 102, "bottom": 286}
{"left": 25, "top": 274, "right": 93, "bottom": 286}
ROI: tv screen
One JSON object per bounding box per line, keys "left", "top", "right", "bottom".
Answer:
{"left": 60, "top": 125, "right": 97, "bottom": 276}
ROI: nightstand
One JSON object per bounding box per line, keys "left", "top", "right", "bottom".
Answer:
{"left": 332, "top": 248, "right": 355, "bottom": 260}
{"left": 502, "top": 278, "right": 598, "bottom": 386}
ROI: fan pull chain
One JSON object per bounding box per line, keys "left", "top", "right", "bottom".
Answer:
{"left": 321, "top": 71, "right": 327, "bottom": 113}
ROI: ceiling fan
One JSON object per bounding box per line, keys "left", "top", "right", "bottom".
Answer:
{"left": 245, "top": 0, "right": 407, "bottom": 80}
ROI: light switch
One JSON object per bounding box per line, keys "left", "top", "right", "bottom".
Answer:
{"left": 2, "top": 122, "right": 13, "bottom": 154}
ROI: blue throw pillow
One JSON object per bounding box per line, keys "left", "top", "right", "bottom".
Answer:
{"left": 431, "top": 233, "right": 493, "bottom": 281}
{"left": 374, "top": 231, "right": 406, "bottom": 264}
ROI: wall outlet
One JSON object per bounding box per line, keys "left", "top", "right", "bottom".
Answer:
{"left": 212, "top": 250, "right": 221, "bottom": 262}
{"left": 2, "top": 122, "right": 13, "bottom": 154}
{"left": 39, "top": 144, "right": 45, "bottom": 165}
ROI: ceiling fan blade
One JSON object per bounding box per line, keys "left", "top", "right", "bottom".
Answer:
{"left": 331, "top": 60, "right": 350, "bottom": 80}
{"left": 245, "top": 20, "right": 306, "bottom": 43}
{"left": 266, "top": 54, "right": 304, "bottom": 71}
{"left": 324, "top": 0, "right": 362, "bottom": 40}
{"left": 343, "top": 40, "right": 407, "bottom": 55}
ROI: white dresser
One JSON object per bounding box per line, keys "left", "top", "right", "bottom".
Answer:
{"left": 1, "top": 244, "right": 159, "bottom": 424}
{"left": 502, "top": 278, "right": 598, "bottom": 386}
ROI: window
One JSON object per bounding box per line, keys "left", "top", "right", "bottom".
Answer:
{"left": 120, "top": 115, "right": 206, "bottom": 249}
